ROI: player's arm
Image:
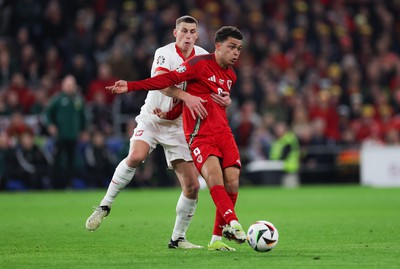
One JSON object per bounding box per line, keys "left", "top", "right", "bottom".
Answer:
{"left": 153, "top": 101, "right": 183, "bottom": 120}
{"left": 156, "top": 68, "right": 207, "bottom": 119}
{"left": 105, "top": 72, "right": 180, "bottom": 94}
{"left": 106, "top": 62, "right": 207, "bottom": 119}
{"left": 161, "top": 85, "right": 207, "bottom": 120}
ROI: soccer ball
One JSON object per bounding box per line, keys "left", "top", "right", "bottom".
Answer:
{"left": 247, "top": 220, "right": 279, "bottom": 252}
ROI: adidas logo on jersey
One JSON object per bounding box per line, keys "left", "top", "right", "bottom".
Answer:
{"left": 208, "top": 75, "right": 216, "bottom": 82}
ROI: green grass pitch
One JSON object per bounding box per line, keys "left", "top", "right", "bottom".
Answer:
{"left": 1, "top": 185, "right": 399, "bottom": 269}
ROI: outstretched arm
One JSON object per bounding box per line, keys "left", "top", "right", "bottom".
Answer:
{"left": 106, "top": 71, "right": 181, "bottom": 94}
{"left": 106, "top": 70, "right": 207, "bottom": 120}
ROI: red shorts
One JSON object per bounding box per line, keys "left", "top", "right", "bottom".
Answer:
{"left": 189, "top": 132, "right": 242, "bottom": 172}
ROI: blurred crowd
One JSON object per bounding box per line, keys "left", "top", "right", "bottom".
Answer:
{"left": 1, "top": 0, "right": 400, "bottom": 190}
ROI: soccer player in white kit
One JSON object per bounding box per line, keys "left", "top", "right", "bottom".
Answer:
{"left": 86, "top": 15, "right": 230, "bottom": 249}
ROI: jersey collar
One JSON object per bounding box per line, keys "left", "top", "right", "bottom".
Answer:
{"left": 175, "top": 44, "right": 195, "bottom": 61}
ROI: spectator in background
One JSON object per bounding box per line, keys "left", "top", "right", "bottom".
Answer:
{"left": 269, "top": 121, "right": 300, "bottom": 188}
{"left": 81, "top": 131, "right": 115, "bottom": 188}
{"left": 18, "top": 43, "right": 41, "bottom": 88}
{"left": 42, "top": 0, "right": 66, "bottom": 47}
{"left": 42, "top": 46, "right": 64, "bottom": 81}
{"left": 107, "top": 46, "right": 137, "bottom": 81}
{"left": 5, "top": 73, "right": 35, "bottom": 114}
{"left": 351, "top": 104, "right": 382, "bottom": 143}
{"left": 86, "top": 62, "right": 117, "bottom": 104}
{"left": 246, "top": 118, "right": 274, "bottom": 162}
{"left": 308, "top": 90, "right": 340, "bottom": 141}
{"left": 231, "top": 100, "right": 261, "bottom": 165}
{"left": 0, "top": 94, "right": 7, "bottom": 115}
{"left": 69, "top": 54, "right": 92, "bottom": 94}
{"left": 5, "top": 111, "right": 34, "bottom": 141}
{"left": 87, "top": 91, "right": 113, "bottom": 135}
{"left": 44, "top": 75, "right": 87, "bottom": 189}
{"left": 0, "top": 131, "right": 10, "bottom": 190}
{"left": 2, "top": 90, "right": 22, "bottom": 115}
{"left": 260, "top": 88, "right": 289, "bottom": 123}
{"left": 0, "top": 42, "right": 16, "bottom": 89}
{"left": 3, "top": 131, "right": 51, "bottom": 189}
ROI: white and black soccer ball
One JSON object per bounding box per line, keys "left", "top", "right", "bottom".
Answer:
{"left": 247, "top": 220, "right": 279, "bottom": 252}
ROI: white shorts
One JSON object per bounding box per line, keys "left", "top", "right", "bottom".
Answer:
{"left": 130, "top": 116, "right": 192, "bottom": 168}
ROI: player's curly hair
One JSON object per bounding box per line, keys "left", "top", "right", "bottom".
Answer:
{"left": 215, "top": 26, "right": 243, "bottom": 43}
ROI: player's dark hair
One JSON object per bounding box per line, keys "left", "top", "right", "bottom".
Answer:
{"left": 176, "top": 15, "right": 198, "bottom": 27}
{"left": 215, "top": 26, "right": 243, "bottom": 43}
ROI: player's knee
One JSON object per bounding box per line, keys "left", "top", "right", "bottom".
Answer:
{"left": 224, "top": 178, "right": 239, "bottom": 193}
{"left": 182, "top": 177, "right": 200, "bottom": 198}
{"left": 126, "top": 152, "right": 146, "bottom": 167}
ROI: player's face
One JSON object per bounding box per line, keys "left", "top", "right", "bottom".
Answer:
{"left": 174, "top": 22, "right": 199, "bottom": 53}
{"left": 216, "top": 37, "right": 243, "bottom": 68}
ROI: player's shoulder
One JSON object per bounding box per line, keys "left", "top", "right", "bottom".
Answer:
{"left": 193, "top": 45, "right": 209, "bottom": 55}
{"left": 186, "top": 53, "right": 213, "bottom": 66}
{"left": 154, "top": 43, "right": 175, "bottom": 56}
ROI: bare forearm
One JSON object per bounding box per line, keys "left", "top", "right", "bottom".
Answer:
{"left": 160, "top": 86, "right": 183, "bottom": 98}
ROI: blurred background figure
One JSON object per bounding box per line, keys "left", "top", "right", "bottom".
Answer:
{"left": 80, "top": 131, "right": 115, "bottom": 188}
{"left": 0, "top": 131, "right": 11, "bottom": 190}
{"left": 44, "top": 75, "right": 87, "bottom": 189}
{"left": 3, "top": 131, "right": 51, "bottom": 190}
{"left": 269, "top": 121, "right": 300, "bottom": 188}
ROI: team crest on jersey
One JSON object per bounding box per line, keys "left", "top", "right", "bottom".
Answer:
{"left": 219, "top": 79, "right": 224, "bottom": 85}
{"left": 176, "top": 65, "right": 186, "bottom": 73}
{"left": 156, "top": 55, "right": 165, "bottom": 65}
{"left": 227, "top": 80, "right": 232, "bottom": 89}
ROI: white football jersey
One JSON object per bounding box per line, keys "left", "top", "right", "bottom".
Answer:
{"left": 136, "top": 43, "right": 208, "bottom": 125}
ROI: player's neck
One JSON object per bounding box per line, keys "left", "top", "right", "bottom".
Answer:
{"left": 214, "top": 54, "right": 229, "bottom": 69}
{"left": 181, "top": 49, "right": 193, "bottom": 60}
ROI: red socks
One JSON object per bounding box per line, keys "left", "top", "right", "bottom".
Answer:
{"left": 210, "top": 185, "right": 238, "bottom": 235}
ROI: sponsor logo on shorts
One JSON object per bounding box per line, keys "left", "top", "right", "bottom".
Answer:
{"left": 135, "top": 130, "right": 144, "bottom": 136}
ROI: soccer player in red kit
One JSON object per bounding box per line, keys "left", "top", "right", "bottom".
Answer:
{"left": 106, "top": 26, "right": 246, "bottom": 250}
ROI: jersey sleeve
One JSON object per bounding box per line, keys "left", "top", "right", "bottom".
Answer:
{"left": 127, "top": 58, "right": 201, "bottom": 92}
{"left": 165, "top": 101, "right": 183, "bottom": 120}
{"left": 151, "top": 47, "right": 172, "bottom": 76}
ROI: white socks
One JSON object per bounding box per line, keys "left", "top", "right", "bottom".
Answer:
{"left": 209, "top": 220, "right": 240, "bottom": 244}
{"left": 210, "top": 235, "right": 222, "bottom": 244}
{"left": 171, "top": 192, "right": 197, "bottom": 241}
{"left": 230, "top": 220, "right": 240, "bottom": 227}
{"left": 100, "top": 160, "right": 136, "bottom": 207}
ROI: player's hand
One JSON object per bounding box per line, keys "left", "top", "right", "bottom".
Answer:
{"left": 153, "top": 108, "right": 167, "bottom": 119}
{"left": 106, "top": 80, "right": 128, "bottom": 94}
{"left": 183, "top": 94, "right": 208, "bottom": 120}
{"left": 211, "top": 91, "right": 231, "bottom": 107}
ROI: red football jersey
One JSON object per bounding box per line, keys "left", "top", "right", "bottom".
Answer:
{"left": 128, "top": 53, "right": 237, "bottom": 142}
